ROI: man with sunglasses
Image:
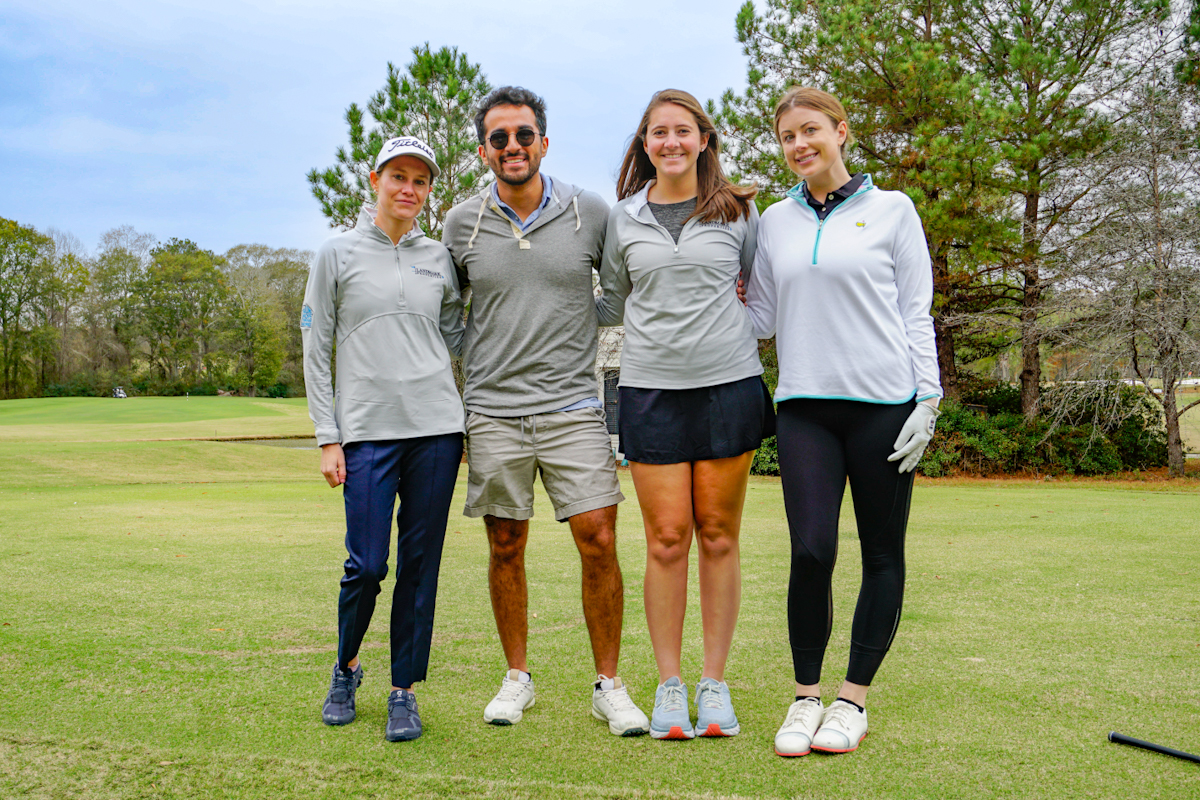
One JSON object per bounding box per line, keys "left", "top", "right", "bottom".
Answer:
{"left": 443, "top": 86, "right": 649, "bottom": 737}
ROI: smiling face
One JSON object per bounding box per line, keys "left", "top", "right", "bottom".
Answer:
{"left": 478, "top": 104, "right": 547, "bottom": 187}
{"left": 776, "top": 105, "right": 848, "bottom": 184}
{"left": 369, "top": 155, "right": 432, "bottom": 229}
{"left": 643, "top": 102, "right": 707, "bottom": 182}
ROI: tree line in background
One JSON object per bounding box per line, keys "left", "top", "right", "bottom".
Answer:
{"left": 0, "top": 219, "right": 311, "bottom": 399}
{"left": 4, "top": 2, "right": 1198, "bottom": 475}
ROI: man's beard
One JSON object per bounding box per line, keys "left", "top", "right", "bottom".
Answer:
{"left": 491, "top": 153, "right": 541, "bottom": 186}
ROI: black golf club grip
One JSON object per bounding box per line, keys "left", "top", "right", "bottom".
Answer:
{"left": 1109, "top": 732, "right": 1200, "bottom": 764}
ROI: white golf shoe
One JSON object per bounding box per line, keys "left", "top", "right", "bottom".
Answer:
{"left": 591, "top": 675, "right": 650, "bottom": 736}
{"left": 774, "top": 697, "right": 824, "bottom": 756}
{"left": 810, "top": 699, "right": 869, "bottom": 753}
{"left": 483, "top": 668, "right": 535, "bottom": 725}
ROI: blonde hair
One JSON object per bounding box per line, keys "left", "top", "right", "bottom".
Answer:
{"left": 773, "top": 86, "right": 854, "bottom": 156}
{"left": 616, "top": 89, "right": 756, "bottom": 224}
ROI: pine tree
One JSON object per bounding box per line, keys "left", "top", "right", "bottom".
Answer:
{"left": 307, "top": 44, "right": 491, "bottom": 240}
{"left": 955, "top": 0, "right": 1168, "bottom": 417}
{"left": 713, "top": 0, "right": 1015, "bottom": 400}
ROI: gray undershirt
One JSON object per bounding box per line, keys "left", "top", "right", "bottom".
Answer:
{"left": 648, "top": 197, "right": 697, "bottom": 244}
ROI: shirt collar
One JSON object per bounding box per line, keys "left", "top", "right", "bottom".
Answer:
{"left": 801, "top": 172, "right": 866, "bottom": 207}
{"left": 491, "top": 174, "right": 553, "bottom": 214}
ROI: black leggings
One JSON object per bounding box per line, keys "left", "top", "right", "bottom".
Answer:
{"left": 777, "top": 398, "right": 915, "bottom": 687}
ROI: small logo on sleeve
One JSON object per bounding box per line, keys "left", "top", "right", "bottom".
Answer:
{"left": 300, "top": 304, "right": 313, "bottom": 329}
{"left": 856, "top": 220, "right": 867, "bottom": 228}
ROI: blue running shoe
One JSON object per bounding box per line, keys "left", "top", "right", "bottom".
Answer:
{"left": 695, "top": 677, "right": 740, "bottom": 737}
{"left": 385, "top": 689, "right": 422, "bottom": 742}
{"left": 650, "top": 677, "right": 694, "bottom": 740}
{"left": 322, "top": 662, "right": 363, "bottom": 726}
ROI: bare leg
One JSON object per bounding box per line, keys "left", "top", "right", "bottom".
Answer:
{"left": 485, "top": 515, "right": 530, "bottom": 673}
{"left": 838, "top": 680, "right": 868, "bottom": 707}
{"left": 693, "top": 451, "right": 755, "bottom": 682}
{"left": 630, "top": 462, "right": 694, "bottom": 683}
{"left": 567, "top": 505, "right": 622, "bottom": 677}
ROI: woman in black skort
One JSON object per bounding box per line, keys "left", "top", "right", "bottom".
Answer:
{"left": 597, "top": 89, "right": 772, "bottom": 739}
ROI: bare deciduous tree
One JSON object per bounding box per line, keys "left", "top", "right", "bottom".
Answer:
{"left": 1053, "top": 13, "right": 1200, "bottom": 475}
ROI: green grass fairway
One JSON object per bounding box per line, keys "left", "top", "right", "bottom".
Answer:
{"left": 0, "top": 396, "right": 312, "bottom": 442}
{"left": 1, "top": 400, "right": 1198, "bottom": 798}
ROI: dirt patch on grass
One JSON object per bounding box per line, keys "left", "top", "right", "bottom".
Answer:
{"left": 919, "top": 461, "right": 1200, "bottom": 489}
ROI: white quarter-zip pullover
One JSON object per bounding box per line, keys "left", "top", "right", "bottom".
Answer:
{"left": 745, "top": 175, "right": 941, "bottom": 404}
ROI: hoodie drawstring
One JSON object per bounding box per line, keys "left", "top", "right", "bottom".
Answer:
{"left": 468, "top": 188, "right": 580, "bottom": 248}
{"left": 467, "top": 194, "right": 488, "bottom": 249}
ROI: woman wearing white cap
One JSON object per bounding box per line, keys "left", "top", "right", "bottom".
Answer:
{"left": 302, "top": 135, "right": 465, "bottom": 743}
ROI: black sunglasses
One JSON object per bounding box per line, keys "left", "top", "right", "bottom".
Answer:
{"left": 488, "top": 128, "right": 538, "bottom": 150}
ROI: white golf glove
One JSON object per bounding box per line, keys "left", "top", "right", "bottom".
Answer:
{"left": 888, "top": 401, "right": 940, "bottom": 473}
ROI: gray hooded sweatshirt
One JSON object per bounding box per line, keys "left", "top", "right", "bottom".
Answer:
{"left": 442, "top": 177, "right": 611, "bottom": 417}
{"left": 301, "top": 206, "right": 465, "bottom": 446}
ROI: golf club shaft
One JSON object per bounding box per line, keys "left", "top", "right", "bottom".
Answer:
{"left": 1109, "top": 732, "right": 1200, "bottom": 764}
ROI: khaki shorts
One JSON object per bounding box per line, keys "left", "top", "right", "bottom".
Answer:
{"left": 464, "top": 407, "right": 625, "bottom": 522}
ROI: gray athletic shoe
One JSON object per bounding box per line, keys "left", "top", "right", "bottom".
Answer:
{"left": 322, "top": 662, "right": 363, "bottom": 726}
{"left": 385, "top": 689, "right": 422, "bottom": 742}
{"left": 695, "top": 677, "right": 740, "bottom": 736}
{"left": 650, "top": 677, "right": 694, "bottom": 740}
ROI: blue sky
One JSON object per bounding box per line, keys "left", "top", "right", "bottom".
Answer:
{"left": 1, "top": 0, "right": 756, "bottom": 255}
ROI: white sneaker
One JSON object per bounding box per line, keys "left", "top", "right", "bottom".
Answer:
{"left": 810, "top": 699, "right": 868, "bottom": 753}
{"left": 483, "top": 668, "right": 535, "bottom": 725}
{"left": 774, "top": 697, "right": 824, "bottom": 756}
{"left": 591, "top": 675, "right": 650, "bottom": 736}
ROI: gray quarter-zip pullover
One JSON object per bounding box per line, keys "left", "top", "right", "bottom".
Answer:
{"left": 302, "top": 206, "right": 465, "bottom": 446}
{"left": 596, "top": 184, "right": 762, "bottom": 389}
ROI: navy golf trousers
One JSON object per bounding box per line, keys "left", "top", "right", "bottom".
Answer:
{"left": 776, "top": 398, "right": 916, "bottom": 687}
{"left": 336, "top": 433, "right": 463, "bottom": 688}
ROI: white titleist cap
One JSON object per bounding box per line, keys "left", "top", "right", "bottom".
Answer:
{"left": 375, "top": 135, "right": 440, "bottom": 179}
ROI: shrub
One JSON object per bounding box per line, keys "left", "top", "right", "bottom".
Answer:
{"left": 751, "top": 435, "right": 779, "bottom": 476}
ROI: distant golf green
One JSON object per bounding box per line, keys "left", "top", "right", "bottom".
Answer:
{"left": 0, "top": 396, "right": 312, "bottom": 442}
{"left": 1, "top": 398, "right": 1197, "bottom": 799}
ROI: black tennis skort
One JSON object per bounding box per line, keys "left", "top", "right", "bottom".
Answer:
{"left": 618, "top": 375, "right": 776, "bottom": 464}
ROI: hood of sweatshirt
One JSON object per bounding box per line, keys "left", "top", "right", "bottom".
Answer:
{"left": 464, "top": 175, "right": 586, "bottom": 250}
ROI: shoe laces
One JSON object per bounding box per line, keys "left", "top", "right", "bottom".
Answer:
{"left": 598, "top": 684, "right": 638, "bottom": 713}
{"left": 698, "top": 684, "right": 725, "bottom": 709}
{"left": 784, "top": 699, "right": 821, "bottom": 727}
{"left": 329, "top": 670, "right": 355, "bottom": 702}
{"left": 824, "top": 702, "right": 857, "bottom": 729}
{"left": 496, "top": 678, "right": 528, "bottom": 702}
{"left": 658, "top": 683, "right": 686, "bottom": 712}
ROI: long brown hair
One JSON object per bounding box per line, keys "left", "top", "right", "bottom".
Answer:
{"left": 615, "top": 89, "right": 756, "bottom": 224}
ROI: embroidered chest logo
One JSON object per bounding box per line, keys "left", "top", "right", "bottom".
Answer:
{"left": 300, "top": 304, "right": 313, "bottom": 329}
{"left": 410, "top": 265, "right": 444, "bottom": 280}
{"left": 699, "top": 221, "right": 732, "bottom": 231}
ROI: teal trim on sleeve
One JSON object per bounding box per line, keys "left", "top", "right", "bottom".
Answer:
{"left": 774, "top": 389, "right": 918, "bottom": 405}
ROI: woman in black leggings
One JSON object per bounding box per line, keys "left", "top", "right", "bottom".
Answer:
{"left": 743, "top": 87, "right": 942, "bottom": 756}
